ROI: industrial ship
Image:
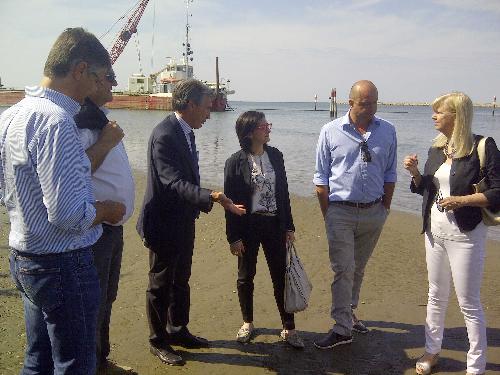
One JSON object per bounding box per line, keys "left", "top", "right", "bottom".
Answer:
{"left": 0, "top": 0, "right": 233, "bottom": 111}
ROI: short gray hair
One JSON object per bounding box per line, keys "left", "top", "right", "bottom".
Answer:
{"left": 172, "top": 79, "right": 212, "bottom": 111}
{"left": 43, "top": 27, "right": 111, "bottom": 79}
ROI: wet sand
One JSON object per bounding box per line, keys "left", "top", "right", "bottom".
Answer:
{"left": 0, "top": 172, "right": 499, "bottom": 375}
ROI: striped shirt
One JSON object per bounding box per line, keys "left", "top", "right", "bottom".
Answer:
{"left": 0, "top": 86, "right": 101, "bottom": 254}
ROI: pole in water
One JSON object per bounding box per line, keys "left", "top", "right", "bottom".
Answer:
{"left": 314, "top": 94, "right": 318, "bottom": 111}
{"left": 329, "top": 88, "right": 338, "bottom": 118}
{"left": 493, "top": 96, "right": 496, "bottom": 116}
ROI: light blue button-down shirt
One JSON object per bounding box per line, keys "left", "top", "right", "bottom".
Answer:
{"left": 0, "top": 86, "right": 101, "bottom": 254}
{"left": 313, "top": 111, "right": 397, "bottom": 203}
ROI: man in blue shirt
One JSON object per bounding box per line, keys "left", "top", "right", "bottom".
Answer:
{"left": 313, "top": 80, "right": 397, "bottom": 349}
{"left": 0, "top": 28, "right": 125, "bottom": 375}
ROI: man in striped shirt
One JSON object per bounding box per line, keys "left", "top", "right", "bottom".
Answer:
{"left": 0, "top": 28, "right": 125, "bottom": 375}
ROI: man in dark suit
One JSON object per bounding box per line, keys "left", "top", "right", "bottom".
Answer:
{"left": 137, "top": 79, "right": 244, "bottom": 366}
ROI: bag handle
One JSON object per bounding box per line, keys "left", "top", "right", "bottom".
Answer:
{"left": 286, "top": 241, "right": 298, "bottom": 267}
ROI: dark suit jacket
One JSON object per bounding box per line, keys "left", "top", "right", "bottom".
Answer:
{"left": 137, "top": 113, "right": 213, "bottom": 249}
{"left": 411, "top": 135, "right": 500, "bottom": 233}
{"left": 224, "top": 145, "right": 295, "bottom": 244}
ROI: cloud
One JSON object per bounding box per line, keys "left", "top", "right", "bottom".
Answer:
{"left": 434, "top": 0, "right": 500, "bottom": 15}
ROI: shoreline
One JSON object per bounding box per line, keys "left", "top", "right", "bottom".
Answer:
{"left": 0, "top": 90, "right": 498, "bottom": 109}
{"left": 0, "top": 171, "right": 499, "bottom": 374}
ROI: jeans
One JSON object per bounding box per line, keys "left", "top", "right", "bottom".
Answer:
{"left": 92, "top": 224, "right": 123, "bottom": 365}
{"left": 9, "top": 247, "right": 100, "bottom": 375}
{"left": 424, "top": 226, "right": 487, "bottom": 374}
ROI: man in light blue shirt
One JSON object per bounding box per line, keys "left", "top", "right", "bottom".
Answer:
{"left": 0, "top": 28, "right": 125, "bottom": 375}
{"left": 313, "top": 80, "right": 397, "bottom": 349}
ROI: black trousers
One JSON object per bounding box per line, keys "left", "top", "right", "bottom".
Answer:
{"left": 92, "top": 224, "right": 123, "bottom": 364}
{"left": 237, "top": 214, "right": 295, "bottom": 330}
{"left": 146, "top": 221, "right": 195, "bottom": 346}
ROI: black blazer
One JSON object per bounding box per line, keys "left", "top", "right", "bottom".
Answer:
{"left": 411, "top": 135, "right": 500, "bottom": 233}
{"left": 224, "top": 145, "right": 295, "bottom": 244}
{"left": 136, "top": 114, "right": 213, "bottom": 249}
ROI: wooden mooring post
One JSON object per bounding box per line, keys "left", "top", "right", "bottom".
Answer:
{"left": 329, "top": 88, "right": 338, "bottom": 118}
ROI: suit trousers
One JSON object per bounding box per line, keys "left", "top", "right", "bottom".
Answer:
{"left": 92, "top": 224, "right": 123, "bottom": 365}
{"left": 237, "top": 214, "right": 295, "bottom": 330}
{"left": 325, "top": 202, "right": 387, "bottom": 336}
{"left": 146, "top": 220, "right": 195, "bottom": 346}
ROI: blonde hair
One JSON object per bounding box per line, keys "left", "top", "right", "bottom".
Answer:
{"left": 431, "top": 92, "right": 474, "bottom": 158}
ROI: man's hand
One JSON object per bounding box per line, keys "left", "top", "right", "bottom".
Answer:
{"left": 93, "top": 200, "right": 126, "bottom": 225}
{"left": 230, "top": 240, "right": 245, "bottom": 256}
{"left": 98, "top": 121, "right": 124, "bottom": 149}
{"left": 86, "top": 121, "right": 124, "bottom": 173}
{"left": 211, "top": 192, "right": 246, "bottom": 216}
{"left": 286, "top": 231, "right": 295, "bottom": 243}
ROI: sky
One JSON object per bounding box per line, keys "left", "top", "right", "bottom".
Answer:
{"left": 0, "top": 0, "right": 499, "bottom": 103}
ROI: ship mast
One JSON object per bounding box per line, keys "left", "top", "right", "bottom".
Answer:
{"left": 182, "top": 0, "right": 194, "bottom": 78}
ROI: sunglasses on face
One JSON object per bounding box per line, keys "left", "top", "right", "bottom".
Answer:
{"left": 105, "top": 72, "right": 117, "bottom": 84}
{"left": 256, "top": 122, "right": 272, "bottom": 131}
{"left": 360, "top": 141, "right": 372, "bottom": 162}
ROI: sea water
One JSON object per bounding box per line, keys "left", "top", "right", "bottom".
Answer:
{"left": 1, "top": 102, "right": 499, "bottom": 239}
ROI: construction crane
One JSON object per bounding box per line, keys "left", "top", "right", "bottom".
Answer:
{"left": 109, "top": 0, "right": 150, "bottom": 65}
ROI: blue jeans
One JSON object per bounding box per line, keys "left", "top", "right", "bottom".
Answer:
{"left": 9, "top": 247, "right": 100, "bottom": 375}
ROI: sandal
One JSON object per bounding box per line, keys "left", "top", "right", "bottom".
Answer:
{"left": 280, "top": 329, "right": 305, "bottom": 349}
{"left": 416, "top": 352, "right": 439, "bottom": 375}
{"left": 236, "top": 323, "right": 254, "bottom": 343}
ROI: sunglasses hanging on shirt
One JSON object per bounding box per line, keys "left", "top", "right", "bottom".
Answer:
{"left": 360, "top": 141, "right": 372, "bottom": 162}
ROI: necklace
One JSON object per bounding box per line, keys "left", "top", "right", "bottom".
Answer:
{"left": 443, "top": 141, "right": 456, "bottom": 159}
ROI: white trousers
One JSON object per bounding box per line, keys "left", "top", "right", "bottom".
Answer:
{"left": 424, "top": 228, "right": 487, "bottom": 374}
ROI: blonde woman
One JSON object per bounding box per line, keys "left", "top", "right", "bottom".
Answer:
{"left": 403, "top": 92, "right": 500, "bottom": 375}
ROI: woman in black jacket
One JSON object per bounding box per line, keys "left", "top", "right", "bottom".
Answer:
{"left": 403, "top": 92, "right": 500, "bottom": 375}
{"left": 224, "top": 111, "right": 303, "bottom": 349}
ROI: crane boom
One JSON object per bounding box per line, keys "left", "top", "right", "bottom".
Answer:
{"left": 109, "top": 0, "right": 150, "bottom": 65}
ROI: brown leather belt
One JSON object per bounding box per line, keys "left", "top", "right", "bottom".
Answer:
{"left": 330, "top": 197, "right": 382, "bottom": 209}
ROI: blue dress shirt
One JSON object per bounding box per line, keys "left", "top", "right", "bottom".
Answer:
{"left": 313, "top": 111, "right": 397, "bottom": 203}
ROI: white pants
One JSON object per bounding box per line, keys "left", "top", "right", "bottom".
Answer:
{"left": 424, "top": 226, "right": 487, "bottom": 374}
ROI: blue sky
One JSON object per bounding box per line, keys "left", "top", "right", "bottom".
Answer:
{"left": 1, "top": 0, "right": 499, "bottom": 103}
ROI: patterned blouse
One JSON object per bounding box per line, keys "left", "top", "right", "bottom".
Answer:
{"left": 248, "top": 151, "right": 277, "bottom": 214}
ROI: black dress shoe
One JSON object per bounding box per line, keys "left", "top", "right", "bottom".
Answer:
{"left": 150, "top": 345, "right": 184, "bottom": 366}
{"left": 170, "top": 326, "right": 210, "bottom": 348}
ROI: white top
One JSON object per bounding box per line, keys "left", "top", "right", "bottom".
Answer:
{"left": 431, "top": 163, "right": 486, "bottom": 241}
{"left": 79, "top": 125, "right": 135, "bottom": 226}
{"left": 248, "top": 151, "right": 277, "bottom": 214}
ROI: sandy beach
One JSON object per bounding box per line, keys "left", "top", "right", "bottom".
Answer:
{"left": 1, "top": 171, "right": 499, "bottom": 375}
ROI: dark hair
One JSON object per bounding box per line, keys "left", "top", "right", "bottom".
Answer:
{"left": 235, "top": 111, "right": 265, "bottom": 152}
{"left": 43, "top": 27, "right": 111, "bottom": 78}
{"left": 172, "top": 79, "right": 212, "bottom": 111}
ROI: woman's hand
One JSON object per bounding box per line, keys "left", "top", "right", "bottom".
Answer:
{"left": 438, "top": 195, "right": 467, "bottom": 211}
{"left": 230, "top": 240, "right": 245, "bottom": 257}
{"left": 403, "top": 154, "right": 420, "bottom": 177}
{"left": 286, "top": 231, "right": 295, "bottom": 243}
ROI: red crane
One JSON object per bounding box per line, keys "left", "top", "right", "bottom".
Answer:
{"left": 109, "top": 0, "right": 150, "bottom": 65}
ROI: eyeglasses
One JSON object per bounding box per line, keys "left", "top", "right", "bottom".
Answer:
{"left": 256, "top": 122, "right": 272, "bottom": 131}
{"left": 435, "top": 190, "right": 444, "bottom": 212}
{"left": 360, "top": 141, "right": 372, "bottom": 162}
